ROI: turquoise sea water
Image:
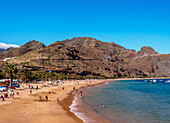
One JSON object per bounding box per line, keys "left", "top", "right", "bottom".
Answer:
{"left": 76, "top": 80, "right": 170, "bottom": 123}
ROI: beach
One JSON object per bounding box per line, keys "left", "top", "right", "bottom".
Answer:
{"left": 0, "top": 79, "right": 110, "bottom": 123}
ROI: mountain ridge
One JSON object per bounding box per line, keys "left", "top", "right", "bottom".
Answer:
{"left": 0, "top": 40, "right": 46, "bottom": 59}
{"left": 1, "top": 37, "right": 170, "bottom": 78}
{"left": 0, "top": 48, "right": 6, "bottom": 53}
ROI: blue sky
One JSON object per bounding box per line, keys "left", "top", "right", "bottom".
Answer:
{"left": 0, "top": 0, "right": 170, "bottom": 53}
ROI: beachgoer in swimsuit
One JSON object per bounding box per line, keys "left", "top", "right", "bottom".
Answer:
{"left": 1, "top": 95, "right": 4, "bottom": 101}
{"left": 12, "top": 90, "right": 14, "bottom": 98}
{"left": 39, "top": 96, "right": 42, "bottom": 101}
{"left": 100, "top": 104, "right": 104, "bottom": 108}
{"left": 57, "top": 98, "right": 60, "bottom": 102}
{"left": 73, "top": 86, "right": 75, "bottom": 90}
{"left": 80, "top": 91, "right": 83, "bottom": 96}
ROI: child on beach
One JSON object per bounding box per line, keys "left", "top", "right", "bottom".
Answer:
{"left": 30, "top": 89, "right": 32, "bottom": 94}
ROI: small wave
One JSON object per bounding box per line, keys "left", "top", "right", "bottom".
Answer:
{"left": 69, "top": 94, "right": 95, "bottom": 123}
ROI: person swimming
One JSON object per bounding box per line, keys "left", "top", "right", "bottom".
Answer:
{"left": 100, "top": 104, "right": 104, "bottom": 108}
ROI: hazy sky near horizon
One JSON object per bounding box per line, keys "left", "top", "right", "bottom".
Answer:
{"left": 0, "top": 0, "right": 170, "bottom": 53}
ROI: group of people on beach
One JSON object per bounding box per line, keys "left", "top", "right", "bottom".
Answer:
{"left": 0, "top": 90, "right": 15, "bottom": 101}
{"left": 0, "top": 93, "right": 8, "bottom": 101}
{"left": 39, "top": 96, "right": 48, "bottom": 101}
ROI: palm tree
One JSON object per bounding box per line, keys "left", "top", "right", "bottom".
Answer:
{"left": 66, "top": 73, "right": 70, "bottom": 80}
{"left": 0, "top": 68, "right": 4, "bottom": 79}
{"left": 51, "top": 72, "right": 57, "bottom": 81}
{"left": 18, "top": 69, "right": 33, "bottom": 83}
{"left": 40, "top": 71, "right": 47, "bottom": 81}
{"left": 46, "top": 72, "right": 52, "bottom": 81}
{"left": 4, "top": 64, "right": 18, "bottom": 87}
{"left": 34, "top": 71, "right": 41, "bottom": 80}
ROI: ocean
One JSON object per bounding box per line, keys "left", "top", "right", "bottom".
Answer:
{"left": 70, "top": 79, "right": 170, "bottom": 123}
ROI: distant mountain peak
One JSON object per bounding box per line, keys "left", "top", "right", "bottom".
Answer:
{"left": 21, "top": 40, "right": 46, "bottom": 47}
{"left": 138, "top": 46, "right": 159, "bottom": 56}
{"left": 48, "top": 41, "right": 64, "bottom": 47}
{"left": 0, "top": 40, "right": 46, "bottom": 59}
{"left": 0, "top": 48, "right": 6, "bottom": 53}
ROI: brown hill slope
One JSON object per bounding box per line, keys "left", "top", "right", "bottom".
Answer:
{"left": 10, "top": 37, "right": 170, "bottom": 77}
{"left": 0, "top": 40, "right": 46, "bottom": 59}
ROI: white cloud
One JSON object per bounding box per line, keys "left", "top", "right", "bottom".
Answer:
{"left": 0, "top": 42, "right": 20, "bottom": 49}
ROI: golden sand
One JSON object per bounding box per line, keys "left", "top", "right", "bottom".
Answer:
{"left": 0, "top": 80, "right": 109, "bottom": 123}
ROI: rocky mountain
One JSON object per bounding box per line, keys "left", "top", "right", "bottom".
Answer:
{"left": 0, "top": 48, "right": 6, "bottom": 53}
{"left": 6, "top": 37, "right": 170, "bottom": 78}
{"left": 0, "top": 40, "right": 46, "bottom": 59}
{"left": 6, "top": 47, "right": 15, "bottom": 51}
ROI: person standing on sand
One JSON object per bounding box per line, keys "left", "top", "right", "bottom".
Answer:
{"left": 1, "top": 95, "right": 4, "bottom": 101}
{"left": 6, "top": 93, "right": 8, "bottom": 98}
{"left": 9, "top": 90, "right": 12, "bottom": 98}
{"left": 36, "top": 85, "right": 38, "bottom": 90}
{"left": 80, "top": 91, "right": 83, "bottom": 96}
{"left": 45, "top": 96, "right": 48, "bottom": 101}
{"left": 57, "top": 98, "right": 60, "bottom": 102}
{"left": 3, "top": 94, "right": 5, "bottom": 99}
{"left": 39, "top": 96, "right": 42, "bottom": 101}
{"left": 12, "top": 90, "right": 14, "bottom": 98}
{"left": 73, "top": 86, "right": 75, "bottom": 90}
{"left": 30, "top": 89, "right": 32, "bottom": 94}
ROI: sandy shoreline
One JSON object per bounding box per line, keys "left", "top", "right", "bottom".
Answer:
{"left": 0, "top": 77, "right": 166, "bottom": 123}
{"left": 0, "top": 79, "right": 110, "bottom": 123}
